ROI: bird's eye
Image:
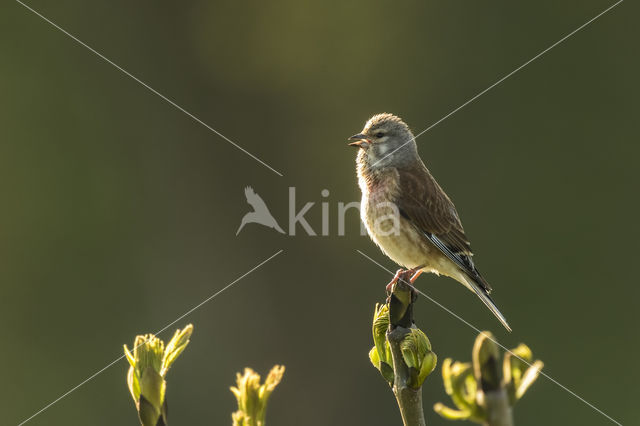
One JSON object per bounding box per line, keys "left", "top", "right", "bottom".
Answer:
{"left": 375, "top": 132, "right": 384, "bottom": 138}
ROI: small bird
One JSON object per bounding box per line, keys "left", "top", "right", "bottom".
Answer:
{"left": 349, "top": 113, "right": 511, "bottom": 331}
{"left": 236, "top": 186, "right": 285, "bottom": 235}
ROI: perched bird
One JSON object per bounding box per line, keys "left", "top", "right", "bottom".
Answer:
{"left": 236, "top": 186, "right": 285, "bottom": 235}
{"left": 349, "top": 113, "right": 511, "bottom": 331}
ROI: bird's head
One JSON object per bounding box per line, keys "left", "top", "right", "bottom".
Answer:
{"left": 348, "top": 113, "right": 418, "bottom": 168}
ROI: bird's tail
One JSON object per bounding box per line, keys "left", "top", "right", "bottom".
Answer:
{"left": 463, "top": 275, "right": 512, "bottom": 332}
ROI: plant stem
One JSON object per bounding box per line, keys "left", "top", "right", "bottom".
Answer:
{"left": 473, "top": 332, "right": 514, "bottom": 426}
{"left": 387, "top": 326, "right": 427, "bottom": 426}
{"left": 483, "top": 389, "right": 513, "bottom": 426}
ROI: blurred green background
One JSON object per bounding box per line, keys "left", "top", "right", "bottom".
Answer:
{"left": 1, "top": 0, "right": 637, "bottom": 425}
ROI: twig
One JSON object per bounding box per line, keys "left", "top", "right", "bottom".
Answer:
{"left": 483, "top": 390, "right": 513, "bottom": 426}
{"left": 473, "top": 333, "right": 513, "bottom": 426}
{"left": 387, "top": 272, "right": 427, "bottom": 426}
{"left": 388, "top": 326, "right": 427, "bottom": 426}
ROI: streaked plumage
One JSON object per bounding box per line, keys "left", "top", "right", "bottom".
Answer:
{"left": 350, "top": 113, "right": 511, "bottom": 331}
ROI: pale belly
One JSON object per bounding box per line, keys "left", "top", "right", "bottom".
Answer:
{"left": 361, "top": 189, "right": 463, "bottom": 282}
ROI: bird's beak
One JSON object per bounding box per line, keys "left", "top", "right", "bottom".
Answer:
{"left": 348, "top": 133, "right": 370, "bottom": 148}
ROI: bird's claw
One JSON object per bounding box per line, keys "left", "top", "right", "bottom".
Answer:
{"left": 385, "top": 269, "right": 405, "bottom": 292}
{"left": 385, "top": 266, "right": 425, "bottom": 293}
{"left": 408, "top": 266, "right": 424, "bottom": 283}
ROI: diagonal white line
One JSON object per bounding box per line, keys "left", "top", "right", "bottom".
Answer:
{"left": 372, "top": 0, "right": 624, "bottom": 168}
{"left": 356, "top": 249, "right": 622, "bottom": 426}
{"left": 17, "top": 249, "right": 284, "bottom": 426}
{"left": 15, "top": 0, "right": 284, "bottom": 177}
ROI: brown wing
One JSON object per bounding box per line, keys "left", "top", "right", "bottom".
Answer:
{"left": 394, "top": 164, "right": 492, "bottom": 291}
{"left": 395, "top": 165, "right": 471, "bottom": 253}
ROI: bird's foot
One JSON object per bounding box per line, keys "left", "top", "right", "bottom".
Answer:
{"left": 385, "top": 266, "right": 424, "bottom": 292}
{"left": 408, "top": 266, "right": 424, "bottom": 283}
{"left": 385, "top": 269, "right": 405, "bottom": 292}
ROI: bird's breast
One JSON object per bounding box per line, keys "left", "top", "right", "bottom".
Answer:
{"left": 359, "top": 168, "right": 451, "bottom": 275}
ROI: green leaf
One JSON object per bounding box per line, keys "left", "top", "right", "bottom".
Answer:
{"left": 124, "top": 345, "right": 136, "bottom": 368}
{"left": 417, "top": 351, "right": 437, "bottom": 387}
{"left": 516, "top": 360, "right": 544, "bottom": 400}
{"left": 433, "top": 402, "right": 472, "bottom": 420}
{"left": 379, "top": 361, "right": 395, "bottom": 385}
{"left": 230, "top": 365, "right": 285, "bottom": 426}
{"left": 161, "top": 324, "right": 193, "bottom": 376}
{"left": 399, "top": 328, "right": 435, "bottom": 388}
{"left": 372, "top": 304, "right": 390, "bottom": 361}
{"left": 443, "top": 359, "right": 475, "bottom": 411}
{"left": 127, "top": 366, "right": 140, "bottom": 403}
{"left": 139, "top": 369, "right": 166, "bottom": 414}
{"left": 368, "top": 346, "right": 380, "bottom": 367}
{"left": 137, "top": 396, "right": 157, "bottom": 426}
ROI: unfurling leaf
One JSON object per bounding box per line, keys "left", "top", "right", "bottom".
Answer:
{"left": 434, "top": 332, "right": 543, "bottom": 424}
{"left": 124, "top": 324, "right": 193, "bottom": 426}
{"left": 231, "top": 365, "right": 285, "bottom": 426}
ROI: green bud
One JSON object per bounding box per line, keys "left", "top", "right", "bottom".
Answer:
{"left": 435, "top": 332, "right": 543, "bottom": 424}
{"left": 400, "top": 328, "right": 437, "bottom": 389}
{"left": 137, "top": 369, "right": 166, "bottom": 426}
{"left": 124, "top": 324, "right": 193, "bottom": 426}
{"left": 388, "top": 280, "right": 412, "bottom": 325}
{"left": 369, "top": 303, "right": 394, "bottom": 384}
{"left": 472, "top": 332, "right": 501, "bottom": 392}
{"left": 230, "top": 365, "right": 285, "bottom": 426}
